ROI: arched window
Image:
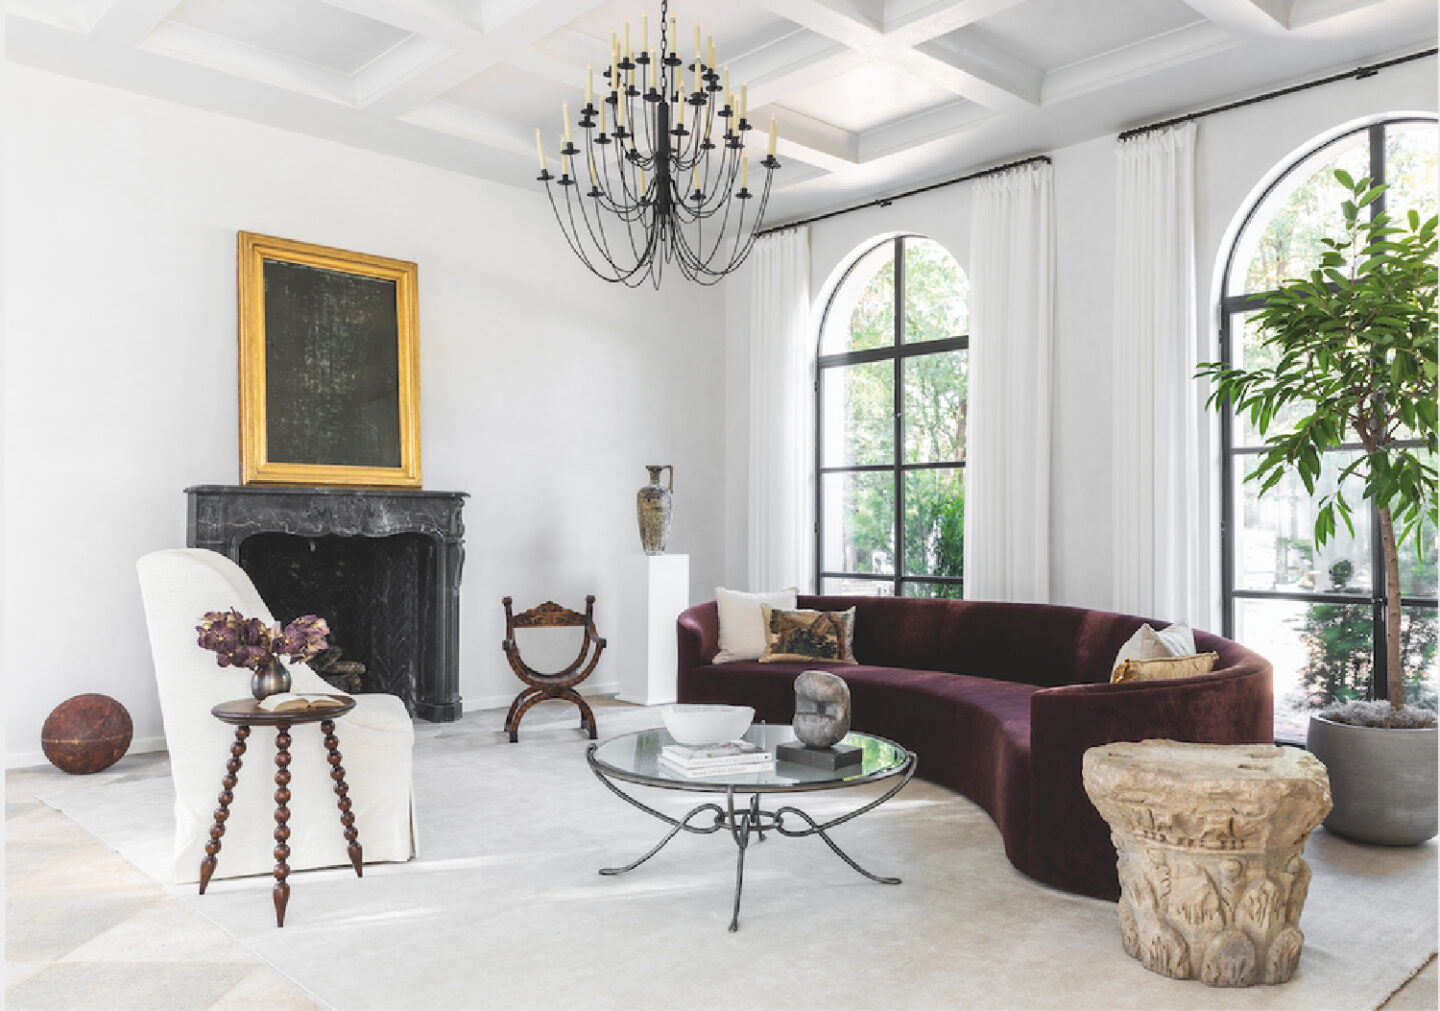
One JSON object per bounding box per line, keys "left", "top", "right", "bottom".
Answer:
{"left": 1218, "top": 117, "right": 1438, "bottom": 742}
{"left": 816, "top": 235, "right": 969, "bottom": 597}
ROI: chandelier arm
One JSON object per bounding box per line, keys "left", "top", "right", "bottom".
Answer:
{"left": 600, "top": 135, "right": 642, "bottom": 222}
{"left": 565, "top": 191, "right": 627, "bottom": 283}
{"left": 573, "top": 176, "right": 641, "bottom": 281}
{"left": 679, "top": 164, "right": 756, "bottom": 281}
{"left": 712, "top": 170, "right": 774, "bottom": 276}
{"left": 598, "top": 148, "right": 650, "bottom": 267}
{"left": 573, "top": 175, "right": 652, "bottom": 285}
{"left": 549, "top": 181, "right": 620, "bottom": 283}
{"left": 620, "top": 178, "right": 667, "bottom": 285}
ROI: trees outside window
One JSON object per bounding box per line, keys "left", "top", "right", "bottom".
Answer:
{"left": 1219, "top": 118, "right": 1439, "bottom": 742}
{"left": 817, "top": 236, "right": 968, "bottom": 598}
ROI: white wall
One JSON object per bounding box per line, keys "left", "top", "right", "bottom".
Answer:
{"left": 2, "top": 65, "right": 727, "bottom": 766}
{"left": 725, "top": 57, "right": 1436, "bottom": 613}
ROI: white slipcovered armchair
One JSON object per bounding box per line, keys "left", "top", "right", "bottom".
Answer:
{"left": 138, "top": 548, "right": 417, "bottom": 884}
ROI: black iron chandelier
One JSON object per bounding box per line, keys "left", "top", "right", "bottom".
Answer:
{"left": 535, "top": 0, "right": 781, "bottom": 287}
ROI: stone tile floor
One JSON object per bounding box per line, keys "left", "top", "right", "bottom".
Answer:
{"left": 6, "top": 764, "right": 318, "bottom": 1010}
{"left": 6, "top": 755, "right": 1437, "bottom": 1010}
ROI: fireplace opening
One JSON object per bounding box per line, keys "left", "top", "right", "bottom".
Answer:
{"left": 239, "top": 532, "right": 427, "bottom": 713}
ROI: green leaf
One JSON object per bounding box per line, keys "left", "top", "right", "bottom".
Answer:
{"left": 1357, "top": 184, "right": 1386, "bottom": 208}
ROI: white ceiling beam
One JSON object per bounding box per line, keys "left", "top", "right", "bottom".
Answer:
{"left": 354, "top": 36, "right": 456, "bottom": 107}
{"left": 319, "top": 0, "right": 483, "bottom": 48}
{"left": 747, "top": 0, "right": 884, "bottom": 48}
{"left": 905, "top": 27, "right": 1040, "bottom": 109}
{"left": 751, "top": 0, "right": 1036, "bottom": 115}
{"left": 745, "top": 48, "right": 869, "bottom": 109}
{"left": 762, "top": 104, "right": 861, "bottom": 170}
{"left": 89, "top": 0, "right": 182, "bottom": 46}
{"left": 1287, "top": 0, "right": 1388, "bottom": 29}
{"left": 732, "top": 32, "right": 863, "bottom": 108}
{"left": 1178, "top": 0, "right": 1293, "bottom": 34}
{"left": 360, "top": 0, "right": 610, "bottom": 115}
{"left": 401, "top": 101, "right": 536, "bottom": 157}
{"left": 857, "top": 99, "right": 991, "bottom": 160}
{"left": 1042, "top": 21, "right": 1237, "bottom": 104}
{"left": 880, "top": 0, "right": 1029, "bottom": 46}
{"left": 140, "top": 21, "right": 356, "bottom": 104}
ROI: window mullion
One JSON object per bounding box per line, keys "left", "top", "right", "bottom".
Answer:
{"left": 892, "top": 236, "right": 905, "bottom": 597}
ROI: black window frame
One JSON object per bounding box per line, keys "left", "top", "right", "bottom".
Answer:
{"left": 1218, "top": 116, "right": 1438, "bottom": 714}
{"left": 815, "top": 234, "right": 969, "bottom": 598}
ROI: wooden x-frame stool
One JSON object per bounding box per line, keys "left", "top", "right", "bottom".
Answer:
{"left": 501, "top": 596, "right": 606, "bottom": 743}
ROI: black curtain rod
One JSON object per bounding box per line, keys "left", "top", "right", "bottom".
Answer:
{"left": 1118, "top": 48, "right": 1437, "bottom": 142}
{"left": 755, "top": 153, "right": 1051, "bottom": 237}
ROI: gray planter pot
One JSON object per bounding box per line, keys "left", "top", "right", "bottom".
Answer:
{"left": 1306, "top": 715, "right": 1438, "bottom": 845}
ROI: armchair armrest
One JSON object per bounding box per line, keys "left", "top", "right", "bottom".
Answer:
{"left": 676, "top": 602, "right": 720, "bottom": 684}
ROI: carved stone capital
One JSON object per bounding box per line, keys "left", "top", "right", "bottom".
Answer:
{"left": 1083, "top": 740, "right": 1332, "bottom": 988}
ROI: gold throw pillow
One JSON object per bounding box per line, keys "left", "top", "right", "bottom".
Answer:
{"left": 758, "top": 605, "right": 858, "bottom": 664}
{"left": 1111, "top": 651, "right": 1219, "bottom": 684}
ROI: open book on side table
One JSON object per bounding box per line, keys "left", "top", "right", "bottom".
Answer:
{"left": 257, "top": 693, "right": 353, "bottom": 714}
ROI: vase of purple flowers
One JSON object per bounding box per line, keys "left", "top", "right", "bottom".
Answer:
{"left": 195, "top": 609, "right": 330, "bottom": 700}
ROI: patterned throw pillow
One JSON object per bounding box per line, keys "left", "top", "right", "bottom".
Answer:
{"left": 1110, "top": 651, "right": 1218, "bottom": 684}
{"left": 713, "top": 586, "right": 799, "bottom": 662}
{"left": 757, "top": 605, "right": 858, "bottom": 664}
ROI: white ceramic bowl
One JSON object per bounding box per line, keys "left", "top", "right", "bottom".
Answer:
{"left": 661, "top": 704, "right": 755, "bottom": 746}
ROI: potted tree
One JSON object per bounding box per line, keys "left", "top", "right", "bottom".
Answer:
{"left": 1199, "top": 169, "right": 1438, "bottom": 845}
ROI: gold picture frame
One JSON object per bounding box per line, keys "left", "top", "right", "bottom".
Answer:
{"left": 238, "top": 232, "right": 421, "bottom": 488}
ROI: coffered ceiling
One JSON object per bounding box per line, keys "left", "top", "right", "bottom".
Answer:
{"left": 6, "top": 0, "right": 1437, "bottom": 224}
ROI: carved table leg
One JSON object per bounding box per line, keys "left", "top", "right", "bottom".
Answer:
{"left": 272, "top": 723, "right": 293, "bottom": 928}
{"left": 322, "top": 719, "right": 363, "bottom": 877}
{"left": 199, "top": 725, "right": 250, "bottom": 894}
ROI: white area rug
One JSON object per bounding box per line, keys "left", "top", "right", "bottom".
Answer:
{"left": 41, "top": 703, "right": 1438, "bottom": 1010}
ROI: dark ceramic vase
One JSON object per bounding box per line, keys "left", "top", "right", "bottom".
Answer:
{"left": 250, "top": 658, "right": 292, "bottom": 700}
{"left": 636, "top": 464, "right": 674, "bottom": 555}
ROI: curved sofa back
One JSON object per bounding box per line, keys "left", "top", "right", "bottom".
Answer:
{"left": 797, "top": 595, "right": 1265, "bottom": 687}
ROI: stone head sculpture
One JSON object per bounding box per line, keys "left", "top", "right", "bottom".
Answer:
{"left": 793, "top": 670, "right": 851, "bottom": 748}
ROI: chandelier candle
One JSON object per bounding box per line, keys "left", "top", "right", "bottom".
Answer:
{"left": 535, "top": 0, "right": 780, "bottom": 287}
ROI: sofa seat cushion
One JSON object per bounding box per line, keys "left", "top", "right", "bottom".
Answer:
{"left": 684, "top": 661, "right": 1037, "bottom": 868}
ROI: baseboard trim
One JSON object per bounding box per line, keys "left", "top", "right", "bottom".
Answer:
{"left": 462, "top": 681, "right": 620, "bottom": 714}
{"left": 7, "top": 734, "right": 168, "bottom": 771}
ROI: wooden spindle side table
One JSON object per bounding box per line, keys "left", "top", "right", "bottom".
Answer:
{"left": 204, "top": 696, "right": 363, "bottom": 927}
{"left": 1083, "top": 740, "right": 1332, "bottom": 988}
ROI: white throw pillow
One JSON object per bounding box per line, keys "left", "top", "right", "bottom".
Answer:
{"left": 713, "top": 586, "right": 798, "bottom": 663}
{"left": 1113, "top": 621, "right": 1196, "bottom": 671}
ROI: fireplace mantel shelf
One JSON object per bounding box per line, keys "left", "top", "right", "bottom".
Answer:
{"left": 185, "top": 485, "right": 466, "bottom": 722}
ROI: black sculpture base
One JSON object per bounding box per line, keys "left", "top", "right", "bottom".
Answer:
{"left": 776, "top": 741, "right": 862, "bottom": 770}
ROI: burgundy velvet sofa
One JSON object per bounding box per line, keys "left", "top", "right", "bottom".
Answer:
{"left": 676, "top": 595, "right": 1272, "bottom": 901}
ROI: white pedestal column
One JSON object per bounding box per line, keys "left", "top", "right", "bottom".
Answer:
{"left": 616, "top": 554, "right": 690, "bottom": 706}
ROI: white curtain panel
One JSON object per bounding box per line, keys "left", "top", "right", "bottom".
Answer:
{"left": 964, "top": 162, "right": 1056, "bottom": 603}
{"left": 747, "top": 226, "right": 814, "bottom": 591}
{"left": 1111, "top": 122, "right": 1201, "bottom": 624}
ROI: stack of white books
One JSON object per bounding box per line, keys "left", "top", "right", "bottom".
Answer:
{"left": 658, "top": 740, "right": 775, "bottom": 777}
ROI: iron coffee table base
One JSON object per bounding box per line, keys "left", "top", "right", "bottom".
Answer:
{"left": 585, "top": 743, "right": 916, "bottom": 932}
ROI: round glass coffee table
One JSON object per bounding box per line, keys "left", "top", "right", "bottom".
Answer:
{"left": 586, "top": 724, "right": 916, "bottom": 931}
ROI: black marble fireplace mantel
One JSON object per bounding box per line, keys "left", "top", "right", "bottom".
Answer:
{"left": 185, "top": 485, "right": 466, "bottom": 721}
